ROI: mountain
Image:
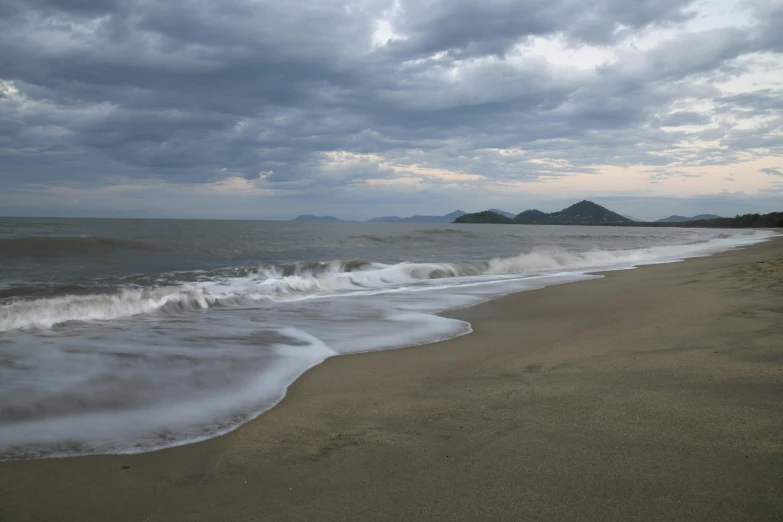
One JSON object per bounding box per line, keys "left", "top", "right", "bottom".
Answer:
{"left": 513, "top": 209, "right": 548, "bottom": 223}
{"left": 488, "top": 208, "right": 515, "bottom": 219}
{"left": 545, "top": 200, "right": 631, "bottom": 224}
{"left": 657, "top": 215, "right": 689, "bottom": 223}
{"left": 656, "top": 214, "right": 721, "bottom": 223}
{"left": 293, "top": 215, "right": 341, "bottom": 222}
{"left": 400, "top": 210, "right": 466, "bottom": 223}
{"left": 367, "top": 216, "right": 403, "bottom": 222}
{"left": 455, "top": 205, "right": 781, "bottom": 228}
{"left": 368, "top": 210, "right": 466, "bottom": 223}
{"left": 456, "top": 201, "right": 632, "bottom": 225}
{"left": 454, "top": 211, "right": 513, "bottom": 224}
{"left": 651, "top": 212, "right": 783, "bottom": 228}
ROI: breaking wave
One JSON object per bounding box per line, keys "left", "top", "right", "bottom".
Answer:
{"left": 0, "top": 234, "right": 770, "bottom": 332}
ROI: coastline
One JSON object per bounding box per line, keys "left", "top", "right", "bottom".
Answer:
{"left": 1, "top": 235, "right": 781, "bottom": 521}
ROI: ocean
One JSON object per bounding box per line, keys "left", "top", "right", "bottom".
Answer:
{"left": 0, "top": 217, "right": 775, "bottom": 460}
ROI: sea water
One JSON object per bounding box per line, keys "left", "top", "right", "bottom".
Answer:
{"left": 0, "top": 217, "right": 775, "bottom": 459}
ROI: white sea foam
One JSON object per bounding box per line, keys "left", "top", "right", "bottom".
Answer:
{"left": 1, "top": 231, "right": 774, "bottom": 333}
{"left": 0, "top": 326, "right": 337, "bottom": 456}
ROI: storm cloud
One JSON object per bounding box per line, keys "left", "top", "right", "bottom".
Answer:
{"left": 0, "top": 0, "right": 781, "bottom": 219}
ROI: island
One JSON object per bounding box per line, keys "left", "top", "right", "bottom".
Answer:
{"left": 455, "top": 201, "right": 783, "bottom": 228}
{"left": 455, "top": 200, "right": 631, "bottom": 225}
{"left": 293, "top": 215, "right": 342, "bottom": 222}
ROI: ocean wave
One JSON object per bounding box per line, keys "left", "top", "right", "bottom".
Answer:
{"left": 413, "top": 229, "right": 477, "bottom": 237}
{"left": 0, "top": 233, "right": 773, "bottom": 333}
{"left": 348, "top": 234, "right": 437, "bottom": 244}
{"left": 0, "top": 236, "right": 167, "bottom": 258}
{"left": 347, "top": 228, "right": 477, "bottom": 244}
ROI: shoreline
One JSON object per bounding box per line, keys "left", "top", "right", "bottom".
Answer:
{"left": 2, "top": 231, "right": 767, "bottom": 461}
{"left": 1, "top": 236, "right": 782, "bottom": 521}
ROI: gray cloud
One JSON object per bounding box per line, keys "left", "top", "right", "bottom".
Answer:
{"left": 657, "top": 111, "right": 711, "bottom": 127}
{"left": 761, "top": 167, "right": 783, "bottom": 177}
{"left": 645, "top": 168, "right": 702, "bottom": 184}
{"left": 0, "top": 0, "right": 782, "bottom": 217}
{"left": 387, "top": 0, "right": 696, "bottom": 59}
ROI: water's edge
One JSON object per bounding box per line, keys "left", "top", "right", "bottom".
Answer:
{"left": 1, "top": 230, "right": 777, "bottom": 461}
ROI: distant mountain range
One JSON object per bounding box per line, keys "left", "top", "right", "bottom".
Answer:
{"left": 649, "top": 212, "right": 782, "bottom": 228}
{"left": 488, "top": 209, "right": 515, "bottom": 219}
{"left": 621, "top": 214, "right": 643, "bottom": 222}
{"left": 655, "top": 214, "right": 721, "bottom": 223}
{"left": 453, "top": 204, "right": 783, "bottom": 228}
{"left": 293, "top": 215, "right": 341, "bottom": 222}
{"left": 455, "top": 201, "right": 632, "bottom": 225}
{"left": 367, "top": 210, "right": 466, "bottom": 223}
{"left": 294, "top": 211, "right": 470, "bottom": 223}
{"left": 292, "top": 207, "right": 734, "bottom": 225}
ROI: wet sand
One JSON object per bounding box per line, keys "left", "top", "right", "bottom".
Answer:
{"left": 1, "top": 236, "right": 782, "bottom": 521}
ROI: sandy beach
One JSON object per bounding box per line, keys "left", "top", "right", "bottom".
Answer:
{"left": 1, "top": 235, "right": 781, "bottom": 522}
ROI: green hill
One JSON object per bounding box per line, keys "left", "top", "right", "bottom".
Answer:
{"left": 454, "top": 211, "right": 513, "bottom": 224}
{"left": 513, "top": 209, "right": 548, "bottom": 223}
{"left": 545, "top": 200, "right": 631, "bottom": 224}
{"left": 457, "top": 201, "right": 631, "bottom": 225}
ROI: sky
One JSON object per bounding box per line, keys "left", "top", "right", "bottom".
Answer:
{"left": 0, "top": 0, "right": 781, "bottom": 221}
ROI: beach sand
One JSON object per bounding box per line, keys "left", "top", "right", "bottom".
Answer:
{"left": 1, "top": 236, "right": 781, "bottom": 521}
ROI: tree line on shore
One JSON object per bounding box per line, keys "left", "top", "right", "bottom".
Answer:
{"left": 626, "top": 212, "right": 783, "bottom": 228}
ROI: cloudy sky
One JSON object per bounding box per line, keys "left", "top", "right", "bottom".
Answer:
{"left": 0, "top": 0, "right": 781, "bottom": 221}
